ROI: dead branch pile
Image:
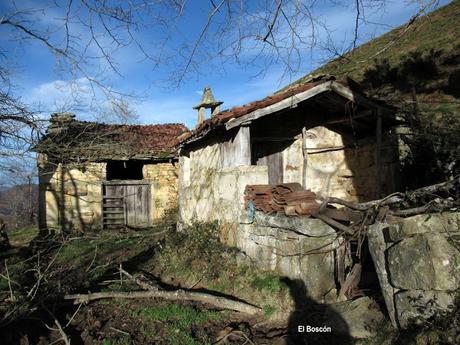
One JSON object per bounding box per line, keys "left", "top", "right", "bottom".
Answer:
{"left": 245, "top": 177, "right": 459, "bottom": 233}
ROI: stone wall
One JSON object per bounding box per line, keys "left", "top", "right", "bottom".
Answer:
{"left": 286, "top": 126, "right": 399, "bottom": 201}
{"left": 368, "top": 212, "right": 460, "bottom": 328}
{"left": 143, "top": 162, "right": 179, "bottom": 219}
{"left": 179, "top": 143, "right": 268, "bottom": 238}
{"left": 38, "top": 157, "right": 179, "bottom": 232}
{"left": 238, "top": 211, "right": 342, "bottom": 302}
{"left": 39, "top": 161, "right": 106, "bottom": 232}
{"left": 179, "top": 125, "right": 399, "bottom": 228}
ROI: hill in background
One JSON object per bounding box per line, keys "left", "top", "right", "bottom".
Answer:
{"left": 0, "top": 184, "right": 38, "bottom": 229}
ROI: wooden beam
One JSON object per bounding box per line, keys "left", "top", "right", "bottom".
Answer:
{"left": 330, "top": 81, "right": 381, "bottom": 110}
{"left": 225, "top": 81, "right": 333, "bottom": 130}
{"left": 326, "top": 110, "right": 373, "bottom": 124}
{"left": 252, "top": 136, "right": 295, "bottom": 142}
{"left": 220, "top": 126, "right": 251, "bottom": 167}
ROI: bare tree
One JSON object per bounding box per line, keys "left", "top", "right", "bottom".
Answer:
{"left": 0, "top": 0, "right": 440, "bottom": 188}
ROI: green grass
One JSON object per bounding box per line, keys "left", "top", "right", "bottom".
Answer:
{"left": 131, "top": 304, "right": 222, "bottom": 327}
{"left": 132, "top": 304, "right": 219, "bottom": 345}
{"left": 250, "top": 273, "right": 288, "bottom": 293}
{"left": 145, "top": 222, "right": 293, "bottom": 320}
{"left": 288, "top": 0, "right": 460, "bottom": 85}
{"left": 7, "top": 226, "right": 38, "bottom": 246}
{"left": 101, "top": 336, "right": 131, "bottom": 345}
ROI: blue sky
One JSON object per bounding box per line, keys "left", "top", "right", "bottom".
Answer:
{"left": 1, "top": 0, "right": 451, "bottom": 129}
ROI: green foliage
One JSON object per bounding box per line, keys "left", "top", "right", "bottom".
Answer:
{"left": 263, "top": 305, "right": 277, "bottom": 318}
{"left": 362, "top": 49, "right": 441, "bottom": 91}
{"left": 250, "top": 273, "right": 288, "bottom": 293}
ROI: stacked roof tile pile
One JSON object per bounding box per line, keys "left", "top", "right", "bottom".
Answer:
{"left": 245, "top": 183, "right": 321, "bottom": 216}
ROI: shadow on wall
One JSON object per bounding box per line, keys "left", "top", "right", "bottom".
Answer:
{"left": 282, "top": 277, "right": 352, "bottom": 345}
{"left": 38, "top": 161, "right": 101, "bottom": 234}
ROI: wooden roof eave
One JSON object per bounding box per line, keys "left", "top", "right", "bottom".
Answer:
{"left": 225, "top": 81, "right": 393, "bottom": 131}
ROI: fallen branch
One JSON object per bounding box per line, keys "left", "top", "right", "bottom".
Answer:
{"left": 42, "top": 302, "right": 71, "bottom": 345}
{"left": 119, "top": 267, "right": 158, "bottom": 291}
{"left": 65, "top": 290, "right": 262, "bottom": 315}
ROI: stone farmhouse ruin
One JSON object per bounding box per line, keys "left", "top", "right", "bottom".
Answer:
{"left": 175, "top": 76, "right": 403, "bottom": 305}
{"left": 33, "top": 78, "right": 460, "bottom": 329}
{"left": 178, "top": 76, "right": 400, "bottom": 231}
{"left": 35, "top": 113, "right": 188, "bottom": 233}
{"left": 176, "top": 77, "right": 460, "bottom": 328}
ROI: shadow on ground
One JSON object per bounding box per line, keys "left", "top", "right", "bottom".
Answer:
{"left": 282, "top": 277, "right": 352, "bottom": 345}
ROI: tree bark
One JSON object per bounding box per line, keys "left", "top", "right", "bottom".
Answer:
{"left": 65, "top": 290, "right": 262, "bottom": 315}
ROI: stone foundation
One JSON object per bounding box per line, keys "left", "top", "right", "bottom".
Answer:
{"left": 237, "top": 211, "right": 342, "bottom": 302}
{"left": 368, "top": 212, "right": 460, "bottom": 328}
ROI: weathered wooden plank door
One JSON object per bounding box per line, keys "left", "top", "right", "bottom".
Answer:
{"left": 253, "top": 142, "right": 283, "bottom": 185}
{"left": 102, "top": 183, "right": 151, "bottom": 229}
{"left": 124, "top": 184, "right": 151, "bottom": 228}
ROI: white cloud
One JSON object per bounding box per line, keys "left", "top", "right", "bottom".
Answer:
{"left": 26, "top": 78, "right": 93, "bottom": 115}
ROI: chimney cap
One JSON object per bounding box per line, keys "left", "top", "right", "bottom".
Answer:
{"left": 193, "top": 86, "right": 223, "bottom": 110}
{"left": 50, "top": 112, "right": 76, "bottom": 122}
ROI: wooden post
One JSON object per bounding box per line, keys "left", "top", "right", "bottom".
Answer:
{"left": 302, "top": 127, "right": 308, "bottom": 189}
{"left": 376, "top": 108, "right": 383, "bottom": 198}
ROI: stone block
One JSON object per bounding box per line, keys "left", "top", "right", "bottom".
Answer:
{"left": 253, "top": 212, "right": 336, "bottom": 237}
{"left": 388, "top": 233, "right": 460, "bottom": 290}
{"left": 237, "top": 222, "right": 337, "bottom": 301}
{"left": 63, "top": 181, "right": 88, "bottom": 196}
{"left": 388, "top": 213, "right": 460, "bottom": 242}
{"left": 394, "top": 290, "right": 455, "bottom": 328}
{"left": 326, "top": 297, "right": 386, "bottom": 338}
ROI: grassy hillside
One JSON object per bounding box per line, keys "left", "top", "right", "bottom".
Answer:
{"left": 289, "top": 0, "right": 460, "bottom": 85}
{"left": 286, "top": 0, "right": 460, "bottom": 189}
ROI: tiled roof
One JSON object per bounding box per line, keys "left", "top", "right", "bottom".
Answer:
{"left": 35, "top": 119, "right": 188, "bottom": 161}
{"left": 180, "top": 77, "right": 337, "bottom": 144}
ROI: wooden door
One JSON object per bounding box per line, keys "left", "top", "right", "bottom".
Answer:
{"left": 253, "top": 142, "right": 283, "bottom": 185}
{"left": 124, "top": 184, "right": 151, "bottom": 227}
{"left": 102, "top": 183, "right": 151, "bottom": 229}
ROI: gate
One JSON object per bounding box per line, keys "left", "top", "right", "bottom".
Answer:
{"left": 102, "top": 182, "right": 151, "bottom": 229}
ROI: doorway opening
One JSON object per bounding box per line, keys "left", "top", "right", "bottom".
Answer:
{"left": 106, "top": 160, "right": 144, "bottom": 180}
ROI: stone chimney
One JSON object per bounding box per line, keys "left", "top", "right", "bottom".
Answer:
{"left": 48, "top": 112, "right": 76, "bottom": 134}
{"left": 193, "top": 86, "right": 223, "bottom": 126}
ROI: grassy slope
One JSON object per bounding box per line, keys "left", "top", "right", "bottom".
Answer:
{"left": 288, "top": 0, "right": 460, "bottom": 86}
{"left": 0, "top": 223, "right": 294, "bottom": 344}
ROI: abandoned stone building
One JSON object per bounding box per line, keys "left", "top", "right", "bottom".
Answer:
{"left": 178, "top": 77, "right": 400, "bottom": 229}
{"left": 177, "top": 77, "right": 401, "bottom": 303}
{"left": 35, "top": 113, "right": 188, "bottom": 233}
